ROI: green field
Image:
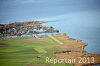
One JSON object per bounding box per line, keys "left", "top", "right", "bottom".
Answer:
{"left": 0, "top": 37, "right": 71, "bottom": 66}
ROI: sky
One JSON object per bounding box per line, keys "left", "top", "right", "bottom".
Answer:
{"left": 0, "top": 0, "right": 100, "bottom": 53}
{"left": 0, "top": 0, "right": 100, "bottom": 23}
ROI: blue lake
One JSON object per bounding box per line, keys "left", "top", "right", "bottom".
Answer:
{"left": 43, "top": 11, "right": 100, "bottom": 54}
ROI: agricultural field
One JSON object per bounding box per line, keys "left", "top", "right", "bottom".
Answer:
{"left": 0, "top": 36, "right": 71, "bottom": 66}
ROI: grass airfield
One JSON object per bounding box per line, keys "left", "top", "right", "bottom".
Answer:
{"left": 0, "top": 36, "right": 71, "bottom": 66}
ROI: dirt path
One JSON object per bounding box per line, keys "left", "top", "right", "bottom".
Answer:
{"left": 47, "top": 34, "right": 63, "bottom": 44}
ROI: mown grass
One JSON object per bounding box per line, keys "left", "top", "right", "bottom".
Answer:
{"left": 34, "top": 48, "right": 47, "bottom": 53}
{"left": 0, "top": 37, "right": 71, "bottom": 66}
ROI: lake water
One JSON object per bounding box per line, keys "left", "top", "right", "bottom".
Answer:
{"left": 42, "top": 11, "right": 100, "bottom": 54}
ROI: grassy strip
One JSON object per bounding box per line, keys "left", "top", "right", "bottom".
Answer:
{"left": 34, "top": 48, "right": 47, "bottom": 53}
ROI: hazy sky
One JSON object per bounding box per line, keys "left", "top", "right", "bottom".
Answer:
{"left": 0, "top": 0, "right": 100, "bottom": 23}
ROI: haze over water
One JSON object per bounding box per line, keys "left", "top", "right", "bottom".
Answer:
{"left": 43, "top": 11, "right": 100, "bottom": 54}
{"left": 0, "top": 0, "right": 100, "bottom": 53}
